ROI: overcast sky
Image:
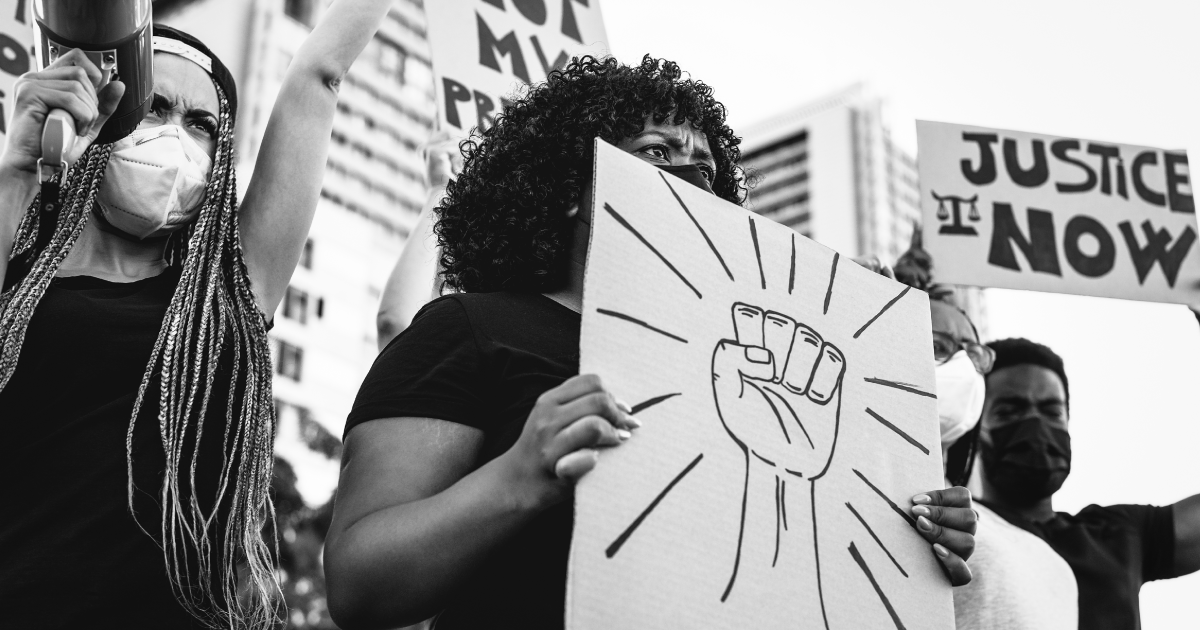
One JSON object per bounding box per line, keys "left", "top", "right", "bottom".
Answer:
{"left": 599, "top": 1, "right": 1199, "bottom": 626}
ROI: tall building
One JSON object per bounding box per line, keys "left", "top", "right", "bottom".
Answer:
{"left": 163, "top": 0, "right": 436, "bottom": 505}
{"left": 740, "top": 84, "right": 921, "bottom": 263}
{"left": 740, "top": 84, "right": 987, "bottom": 334}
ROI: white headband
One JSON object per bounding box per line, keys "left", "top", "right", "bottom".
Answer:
{"left": 151, "top": 36, "right": 212, "bottom": 74}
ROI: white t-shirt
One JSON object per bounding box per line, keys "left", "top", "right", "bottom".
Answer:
{"left": 954, "top": 503, "right": 1077, "bottom": 630}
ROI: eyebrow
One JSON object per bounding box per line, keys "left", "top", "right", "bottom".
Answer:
{"left": 152, "top": 92, "right": 217, "bottom": 121}
{"left": 630, "top": 129, "right": 714, "bottom": 163}
{"left": 992, "top": 395, "right": 1065, "bottom": 406}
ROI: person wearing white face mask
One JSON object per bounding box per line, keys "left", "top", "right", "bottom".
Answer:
{"left": 94, "top": 123, "right": 212, "bottom": 239}
{"left": 0, "top": 3, "right": 399, "bottom": 628}
{"left": 890, "top": 241, "right": 1078, "bottom": 630}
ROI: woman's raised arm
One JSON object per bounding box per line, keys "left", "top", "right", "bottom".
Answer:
{"left": 237, "top": 0, "right": 393, "bottom": 316}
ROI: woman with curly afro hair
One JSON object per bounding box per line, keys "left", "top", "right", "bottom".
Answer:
{"left": 326, "top": 55, "right": 747, "bottom": 629}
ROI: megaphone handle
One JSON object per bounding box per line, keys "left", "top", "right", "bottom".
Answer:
{"left": 27, "top": 109, "right": 75, "bottom": 259}
{"left": 40, "top": 108, "right": 76, "bottom": 181}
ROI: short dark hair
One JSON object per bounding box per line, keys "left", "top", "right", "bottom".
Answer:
{"left": 986, "top": 337, "right": 1070, "bottom": 409}
{"left": 435, "top": 55, "right": 748, "bottom": 294}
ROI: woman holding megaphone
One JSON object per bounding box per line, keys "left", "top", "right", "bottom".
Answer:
{"left": 0, "top": 1, "right": 394, "bottom": 627}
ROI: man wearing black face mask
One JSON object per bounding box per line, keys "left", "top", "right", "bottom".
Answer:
{"left": 976, "top": 338, "right": 1200, "bottom": 630}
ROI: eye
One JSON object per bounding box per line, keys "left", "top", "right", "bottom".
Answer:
{"left": 931, "top": 335, "right": 955, "bottom": 361}
{"left": 638, "top": 144, "right": 669, "bottom": 161}
{"left": 697, "top": 163, "right": 715, "bottom": 182}
{"left": 188, "top": 117, "right": 218, "bottom": 138}
{"left": 148, "top": 94, "right": 170, "bottom": 118}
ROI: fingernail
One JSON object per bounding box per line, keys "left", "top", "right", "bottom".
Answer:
{"left": 918, "top": 515, "right": 933, "bottom": 532}
{"left": 615, "top": 399, "right": 633, "bottom": 414}
{"left": 617, "top": 429, "right": 632, "bottom": 440}
{"left": 911, "top": 505, "right": 930, "bottom": 518}
{"left": 625, "top": 414, "right": 642, "bottom": 428}
{"left": 746, "top": 347, "right": 772, "bottom": 363}
{"left": 912, "top": 494, "right": 932, "bottom": 505}
{"left": 933, "top": 543, "right": 949, "bottom": 558}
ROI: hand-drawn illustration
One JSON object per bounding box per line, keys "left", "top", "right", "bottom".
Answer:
{"left": 712, "top": 302, "right": 845, "bottom": 600}
{"left": 568, "top": 140, "right": 952, "bottom": 630}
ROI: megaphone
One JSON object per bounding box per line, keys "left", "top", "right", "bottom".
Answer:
{"left": 31, "top": 0, "right": 154, "bottom": 175}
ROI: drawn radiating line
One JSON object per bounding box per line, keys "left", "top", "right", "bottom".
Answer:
{"left": 849, "top": 542, "right": 908, "bottom": 630}
{"left": 780, "top": 479, "right": 788, "bottom": 530}
{"left": 823, "top": 252, "right": 839, "bottom": 315}
{"left": 603, "top": 203, "right": 702, "bottom": 299}
{"left": 788, "top": 233, "right": 797, "bottom": 294}
{"left": 749, "top": 216, "right": 766, "bottom": 289}
{"left": 854, "top": 286, "right": 912, "bottom": 339}
{"left": 763, "top": 385, "right": 814, "bottom": 448}
{"left": 866, "top": 408, "right": 930, "bottom": 455}
{"left": 631, "top": 392, "right": 681, "bottom": 414}
{"left": 660, "top": 173, "right": 733, "bottom": 281}
{"left": 863, "top": 377, "right": 937, "bottom": 399}
{"left": 751, "top": 449, "right": 776, "bottom": 467}
{"left": 773, "top": 476, "right": 782, "bottom": 567}
{"left": 606, "top": 453, "right": 704, "bottom": 558}
{"left": 596, "top": 308, "right": 688, "bottom": 344}
{"left": 846, "top": 502, "right": 909, "bottom": 578}
{"left": 853, "top": 469, "right": 917, "bottom": 530}
{"left": 749, "top": 382, "right": 790, "bottom": 444}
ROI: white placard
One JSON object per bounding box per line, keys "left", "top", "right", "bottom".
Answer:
{"left": 424, "top": 0, "right": 608, "bottom": 133}
{"left": 0, "top": 0, "right": 34, "bottom": 146}
{"left": 568, "top": 139, "right": 952, "bottom": 630}
{"left": 918, "top": 121, "right": 1200, "bottom": 304}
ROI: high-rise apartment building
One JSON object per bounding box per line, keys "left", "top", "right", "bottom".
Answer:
{"left": 740, "top": 85, "right": 986, "bottom": 333}
{"left": 163, "top": 0, "right": 436, "bottom": 504}
{"left": 740, "top": 84, "right": 921, "bottom": 263}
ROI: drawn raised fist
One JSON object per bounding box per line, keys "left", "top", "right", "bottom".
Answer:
{"left": 710, "top": 303, "right": 845, "bottom": 479}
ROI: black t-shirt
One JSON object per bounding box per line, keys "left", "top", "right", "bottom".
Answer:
{"left": 981, "top": 500, "right": 1178, "bottom": 630}
{"left": 0, "top": 269, "right": 227, "bottom": 628}
{"left": 345, "top": 292, "right": 581, "bottom": 630}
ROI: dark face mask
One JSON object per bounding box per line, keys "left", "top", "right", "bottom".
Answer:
{"left": 657, "top": 163, "right": 715, "bottom": 195}
{"left": 981, "top": 418, "right": 1072, "bottom": 506}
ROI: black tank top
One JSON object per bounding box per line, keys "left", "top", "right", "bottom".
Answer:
{"left": 0, "top": 269, "right": 220, "bottom": 628}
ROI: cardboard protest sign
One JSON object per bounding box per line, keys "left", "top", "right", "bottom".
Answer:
{"left": 424, "top": 0, "right": 608, "bottom": 133}
{"left": 918, "top": 121, "right": 1200, "bottom": 304}
{"left": 567, "top": 139, "right": 953, "bottom": 630}
{"left": 0, "top": 0, "right": 34, "bottom": 144}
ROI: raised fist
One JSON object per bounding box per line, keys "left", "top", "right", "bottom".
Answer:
{"left": 711, "top": 303, "right": 845, "bottom": 479}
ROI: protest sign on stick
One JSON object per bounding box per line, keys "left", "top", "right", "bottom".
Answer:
{"left": 567, "top": 139, "right": 953, "bottom": 630}
{"left": 918, "top": 121, "right": 1200, "bottom": 304}
{"left": 0, "top": 0, "right": 34, "bottom": 145}
{"left": 424, "top": 0, "right": 608, "bottom": 134}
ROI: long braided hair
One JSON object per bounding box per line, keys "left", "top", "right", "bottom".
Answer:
{"left": 0, "top": 80, "right": 279, "bottom": 630}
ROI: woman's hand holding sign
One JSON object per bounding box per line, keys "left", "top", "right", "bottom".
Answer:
{"left": 912, "top": 487, "right": 978, "bottom": 586}
{"left": 500, "top": 374, "right": 640, "bottom": 508}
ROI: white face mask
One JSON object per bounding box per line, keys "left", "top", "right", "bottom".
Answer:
{"left": 935, "top": 350, "right": 985, "bottom": 447}
{"left": 96, "top": 124, "right": 212, "bottom": 239}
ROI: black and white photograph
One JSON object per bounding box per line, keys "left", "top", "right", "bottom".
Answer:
{"left": 0, "top": 1, "right": 1196, "bottom": 629}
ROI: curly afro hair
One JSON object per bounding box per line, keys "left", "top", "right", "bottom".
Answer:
{"left": 435, "top": 55, "right": 748, "bottom": 294}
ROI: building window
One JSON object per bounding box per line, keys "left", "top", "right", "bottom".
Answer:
{"left": 283, "top": 0, "right": 316, "bottom": 27}
{"left": 299, "top": 238, "right": 313, "bottom": 269}
{"left": 283, "top": 286, "right": 309, "bottom": 324}
{"left": 277, "top": 341, "right": 304, "bottom": 381}
{"left": 362, "top": 38, "right": 407, "bottom": 85}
